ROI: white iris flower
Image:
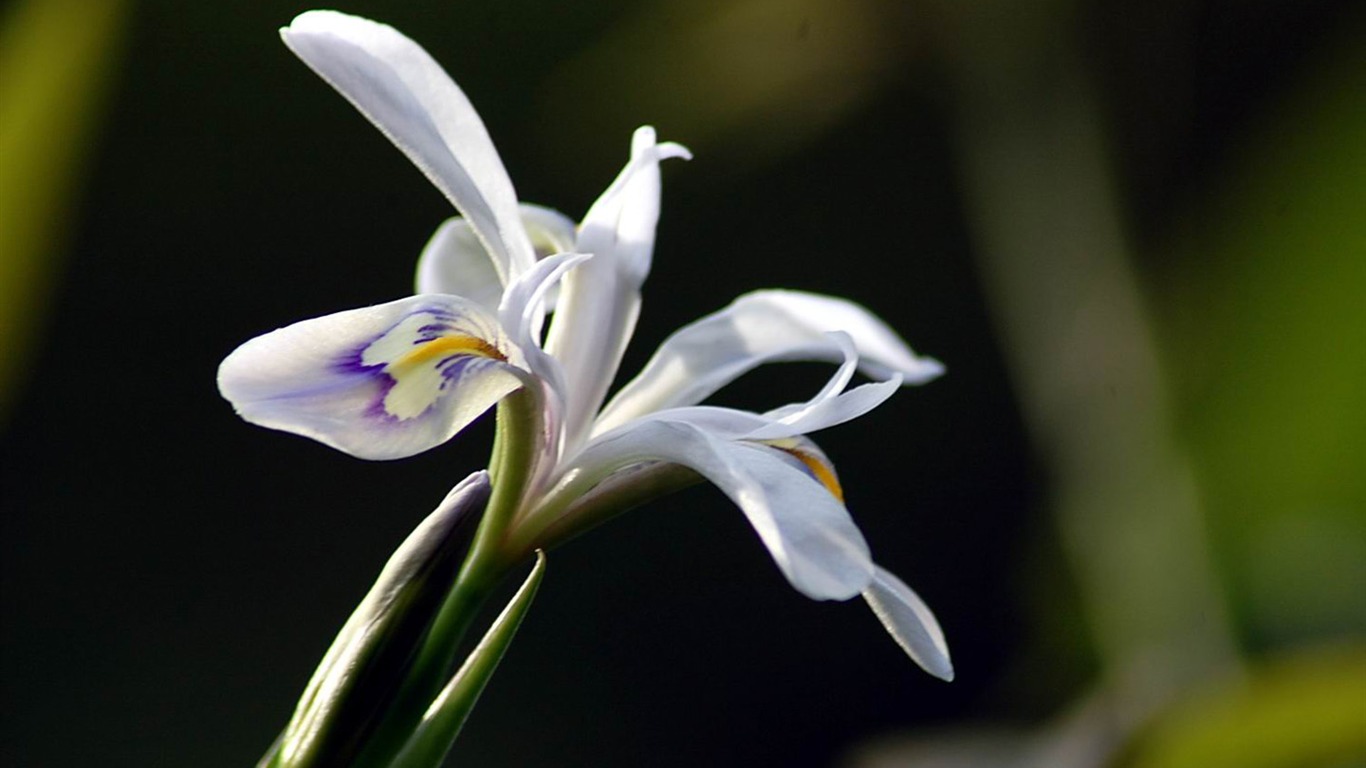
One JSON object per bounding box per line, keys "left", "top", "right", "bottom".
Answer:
{"left": 219, "top": 10, "right": 953, "bottom": 681}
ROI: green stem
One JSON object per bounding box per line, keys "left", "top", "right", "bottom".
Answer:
{"left": 513, "top": 462, "right": 702, "bottom": 555}
{"left": 352, "top": 388, "right": 545, "bottom": 767}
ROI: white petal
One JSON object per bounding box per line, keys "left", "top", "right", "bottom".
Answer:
{"left": 566, "top": 420, "right": 873, "bottom": 599}
{"left": 863, "top": 565, "right": 954, "bottom": 681}
{"left": 282, "top": 11, "right": 535, "bottom": 282}
{"left": 415, "top": 204, "right": 578, "bottom": 311}
{"left": 543, "top": 127, "right": 690, "bottom": 450}
{"left": 519, "top": 203, "right": 580, "bottom": 257}
{"left": 629, "top": 369, "right": 900, "bottom": 444}
{"left": 748, "top": 377, "right": 903, "bottom": 441}
{"left": 498, "top": 251, "right": 590, "bottom": 396}
{"left": 596, "top": 290, "right": 944, "bottom": 434}
{"left": 747, "top": 331, "right": 887, "bottom": 439}
{"left": 576, "top": 126, "right": 692, "bottom": 286}
{"left": 218, "top": 295, "right": 525, "bottom": 460}
{"left": 414, "top": 218, "right": 504, "bottom": 312}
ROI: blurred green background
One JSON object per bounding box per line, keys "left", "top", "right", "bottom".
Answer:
{"left": 1, "top": 0, "right": 1363, "bottom": 766}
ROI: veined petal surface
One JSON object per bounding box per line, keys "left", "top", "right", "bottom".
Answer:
{"left": 596, "top": 290, "right": 944, "bottom": 434}
{"left": 863, "top": 566, "right": 954, "bottom": 681}
{"left": 565, "top": 419, "right": 874, "bottom": 600}
{"left": 416, "top": 204, "right": 577, "bottom": 311}
{"left": 282, "top": 11, "right": 536, "bottom": 282}
{"left": 218, "top": 295, "right": 525, "bottom": 460}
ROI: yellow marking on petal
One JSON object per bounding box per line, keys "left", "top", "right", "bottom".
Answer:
{"left": 374, "top": 334, "right": 508, "bottom": 421}
{"left": 393, "top": 334, "right": 506, "bottom": 369}
{"left": 773, "top": 445, "right": 845, "bottom": 503}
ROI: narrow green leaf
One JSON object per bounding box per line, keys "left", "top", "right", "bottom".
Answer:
{"left": 267, "top": 472, "right": 489, "bottom": 768}
{"left": 389, "top": 550, "right": 547, "bottom": 768}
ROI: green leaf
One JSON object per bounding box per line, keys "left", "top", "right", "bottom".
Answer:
{"left": 388, "top": 550, "right": 547, "bottom": 768}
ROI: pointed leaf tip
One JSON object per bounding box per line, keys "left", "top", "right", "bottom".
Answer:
{"left": 389, "top": 551, "right": 547, "bottom": 768}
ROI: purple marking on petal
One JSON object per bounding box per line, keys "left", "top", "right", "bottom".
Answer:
{"left": 333, "top": 342, "right": 386, "bottom": 375}
{"left": 362, "top": 377, "right": 403, "bottom": 422}
{"left": 306, "top": 302, "right": 508, "bottom": 426}
{"left": 438, "top": 354, "right": 478, "bottom": 377}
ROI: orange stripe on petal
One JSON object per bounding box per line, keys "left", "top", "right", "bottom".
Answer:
{"left": 394, "top": 334, "right": 506, "bottom": 368}
{"left": 771, "top": 444, "right": 845, "bottom": 503}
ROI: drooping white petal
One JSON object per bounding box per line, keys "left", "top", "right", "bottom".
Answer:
{"left": 565, "top": 419, "right": 873, "bottom": 600}
{"left": 282, "top": 11, "right": 535, "bottom": 282}
{"left": 596, "top": 290, "right": 944, "bottom": 434}
{"left": 544, "top": 128, "right": 691, "bottom": 450}
{"left": 862, "top": 565, "right": 954, "bottom": 681}
{"left": 415, "top": 204, "right": 578, "bottom": 311}
{"left": 218, "top": 295, "right": 526, "bottom": 460}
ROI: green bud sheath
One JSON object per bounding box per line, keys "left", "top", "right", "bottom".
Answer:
{"left": 260, "top": 471, "right": 490, "bottom": 768}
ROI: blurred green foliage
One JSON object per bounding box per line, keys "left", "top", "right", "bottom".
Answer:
{"left": 1122, "top": 647, "right": 1366, "bottom": 768}
{"left": 0, "top": 0, "right": 127, "bottom": 418}
{"left": 1161, "top": 21, "right": 1366, "bottom": 647}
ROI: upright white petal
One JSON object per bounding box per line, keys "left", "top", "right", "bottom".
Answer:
{"left": 544, "top": 128, "right": 690, "bottom": 451}
{"left": 218, "top": 295, "right": 526, "bottom": 460}
{"left": 564, "top": 419, "right": 873, "bottom": 600}
{"left": 862, "top": 566, "right": 954, "bottom": 681}
{"left": 596, "top": 290, "right": 944, "bottom": 434}
{"left": 497, "top": 251, "right": 590, "bottom": 402}
{"left": 416, "top": 204, "right": 578, "bottom": 312}
{"left": 282, "top": 11, "right": 535, "bottom": 282}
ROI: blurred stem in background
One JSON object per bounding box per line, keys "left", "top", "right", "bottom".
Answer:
{"left": 938, "top": 0, "right": 1240, "bottom": 759}
{"left": 0, "top": 0, "right": 128, "bottom": 422}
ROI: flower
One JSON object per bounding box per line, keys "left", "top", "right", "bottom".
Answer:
{"left": 219, "top": 10, "right": 953, "bottom": 681}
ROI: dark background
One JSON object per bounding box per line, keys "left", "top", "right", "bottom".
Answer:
{"left": 3, "top": 0, "right": 1363, "bottom": 766}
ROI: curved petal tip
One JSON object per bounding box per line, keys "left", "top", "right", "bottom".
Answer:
{"left": 862, "top": 565, "right": 954, "bottom": 681}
